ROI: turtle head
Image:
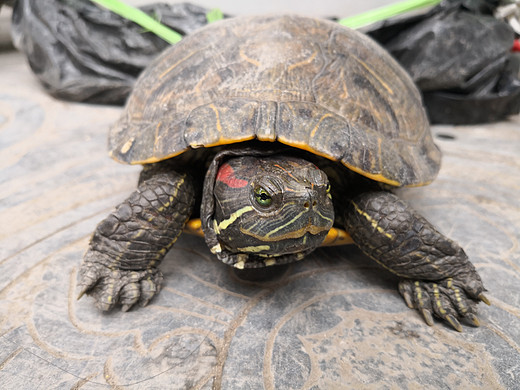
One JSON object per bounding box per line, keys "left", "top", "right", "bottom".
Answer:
{"left": 202, "top": 153, "right": 334, "bottom": 268}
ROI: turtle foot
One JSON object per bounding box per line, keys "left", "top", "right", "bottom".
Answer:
{"left": 398, "top": 278, "right": 486, "bottom": 332}
{"left": 77, "top": 251, "right": 163, "bottom": 311}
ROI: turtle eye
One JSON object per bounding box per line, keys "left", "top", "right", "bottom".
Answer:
{"left": 254, "top": 186, "right": 272, "bottom": 207}
{"left": 326, "top": 183, "right": 331, "bottom": 193}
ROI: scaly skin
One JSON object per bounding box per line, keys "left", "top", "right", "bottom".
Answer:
{"left": 344, "top": 191, "right": 488, "bottom": 331}
{"left": 78, "top": 154, "right": 488, "bottom": 332}
{"left": 77, "top": 169, "right": 195, "bottom": 311}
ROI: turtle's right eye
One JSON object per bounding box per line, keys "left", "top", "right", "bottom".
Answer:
{"left": 254, "top": 186, "right": 272, "bottom": 207}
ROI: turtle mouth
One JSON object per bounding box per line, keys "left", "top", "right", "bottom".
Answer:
{"left": 239, "top": 220, "right": 330, "bottom": 242}
{"left": 228, "top": 249, "right": 310, "bottom": 270}
{"left": 235, "top": 219, "right": 331, "bottom": 258}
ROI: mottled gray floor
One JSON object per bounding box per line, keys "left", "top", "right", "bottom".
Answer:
{"left": 1, "top": 46, "right": 519, "bottom": 389}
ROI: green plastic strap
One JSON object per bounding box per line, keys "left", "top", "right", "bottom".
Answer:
{"left": 206, "top": 8, "right": 224, "bottom": 24}
{"left": 338, "top": 0, "right": 441, "bottom": 29}
{"left": 90, "top": 0, "right": 183, "bottom": 44}
{"left": 91, "top": 0, "right": 439, "bottom": 45}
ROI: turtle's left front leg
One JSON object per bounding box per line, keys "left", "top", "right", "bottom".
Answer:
{"left": 78, "top": 167, "right": 195, "bottom": 311}
{"left": 344, "top": 191, "right": 488, "bottom": 331}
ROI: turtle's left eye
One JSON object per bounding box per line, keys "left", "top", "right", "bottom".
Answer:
{"left": 326, "top": 183, "right": 331, "bottom": 193}
{"left": 254, "top": 186, "right": 272, "bottom": 207}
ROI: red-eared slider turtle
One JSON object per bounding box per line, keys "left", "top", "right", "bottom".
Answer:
{"left": 78, "top": 15, "right": 488, "bottom": 331}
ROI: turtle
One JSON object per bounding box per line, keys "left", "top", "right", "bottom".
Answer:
{"left": 77, "top": 14, "right": 489, "bottom": 331}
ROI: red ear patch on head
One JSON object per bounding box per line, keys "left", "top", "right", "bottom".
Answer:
{"left": 216, "top": 163, "right": 249, "bottom": 188}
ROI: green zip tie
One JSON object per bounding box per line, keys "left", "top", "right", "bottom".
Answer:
{"left": 91, "top": 0, "right": 440, "bottom": 46}
{"left": 90, "top": 0, "right": 183, "bottom": 44}
{"left": 206, "top": 8, "right": 224, "bottom": 24}
{"left": 338, "top": 0, "right": 441, "bottom": 29}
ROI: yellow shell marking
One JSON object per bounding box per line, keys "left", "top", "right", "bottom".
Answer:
{"left": 339, "top": 69, "right": 349, "bottom": 99}
{"left": 287, "top": 51, "right": 318, "bottom": 72}
{"left": 189, "top": 103, "right": 255, "bottom": 148}
{"left": 153, "top": 121, "right": 162, "bottom": 154}
{"left": 158, "top": 49, "right": 198, "bottom": 79}
{"left": 352, "top": 55, "right": 394, "bottom": 96}
{"left": 239, "top": 49, "right": 261, "bottom": 67}
{"left": 209, "top": 103, "right": 223, "bottom": 133}
{"left": 277, "top": 137, "right": 334, "bottom": 162}
{"left": 344, "top": 162, "right": 400, "bottom": 187}
{"left": 377, "top": 138, "right": 383, "bottom": 173}
{"left": 120, "top": 137, "right": 135, "bottom": 154}
{"left": 310, "top": 113, "right": 333, "bottom": 138}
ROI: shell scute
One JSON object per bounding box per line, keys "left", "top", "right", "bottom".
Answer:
{"left": 110, "top": 15, "right": 440, "bottom": 186}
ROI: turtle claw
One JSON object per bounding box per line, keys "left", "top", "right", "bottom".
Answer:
{"left": 77, "top": 251, "right": 163, "bottom": 311}
{"left": 478, "top": 293, "right": 491, "bottom": 305}
{"left": 445, "top": 314, "right": 463, "bottom": 332}
{"left": 119, "top": 279, "right": 141, "bottom": 312}
{"left": 77, "top": 286, "right": 88, "bottom": 301}
{"left": 420, "top": 309, "right": 435, "bottom": 326}
{"left": 77, "top": 260, "right": 104, "bottom": 300}
{"left": 467, "top": 313, "right": 481, "bottom": 327}
{"left": 139, "top": 276, "right": 161, "bottom": 306}
{"left": 398, "top": 278, "right": 482, "bottom": 331}
{"left": 399, "top": 283, "right": 415, "bottom": 309}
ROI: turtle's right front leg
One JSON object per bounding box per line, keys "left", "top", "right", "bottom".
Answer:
{"left": 77, "top": 168, "right": 195, "bottom": 311}
{"left": 343, "top": 191, "right": 487, "bottom": 331}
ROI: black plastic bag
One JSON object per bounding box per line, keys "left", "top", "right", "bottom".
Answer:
{"left": 10, "top": 0, "right": 520, "bottom": 123}
{"left": 11, "top": 0, "right": 211, "bottom": 104}
{"left": 368, "top": 0, "right": 520, "bottom": 124}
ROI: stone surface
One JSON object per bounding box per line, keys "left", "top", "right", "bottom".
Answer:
{"left": 1, "top": 49, "right": 519, "bottom": 389}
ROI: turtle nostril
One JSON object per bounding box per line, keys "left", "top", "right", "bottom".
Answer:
{"left": 303, "top": 200, "right": 317, "bottom": 209}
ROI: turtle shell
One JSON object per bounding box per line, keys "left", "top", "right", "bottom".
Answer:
{"left": 109, "top": 15, "right": 441, "bottom": 187}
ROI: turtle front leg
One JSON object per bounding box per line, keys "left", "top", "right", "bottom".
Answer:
{"left": 344, "top": 191, "right": 488, "bottom": 331}
{"left": 78, "top": 168, "right": 195, "bottom": 311}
